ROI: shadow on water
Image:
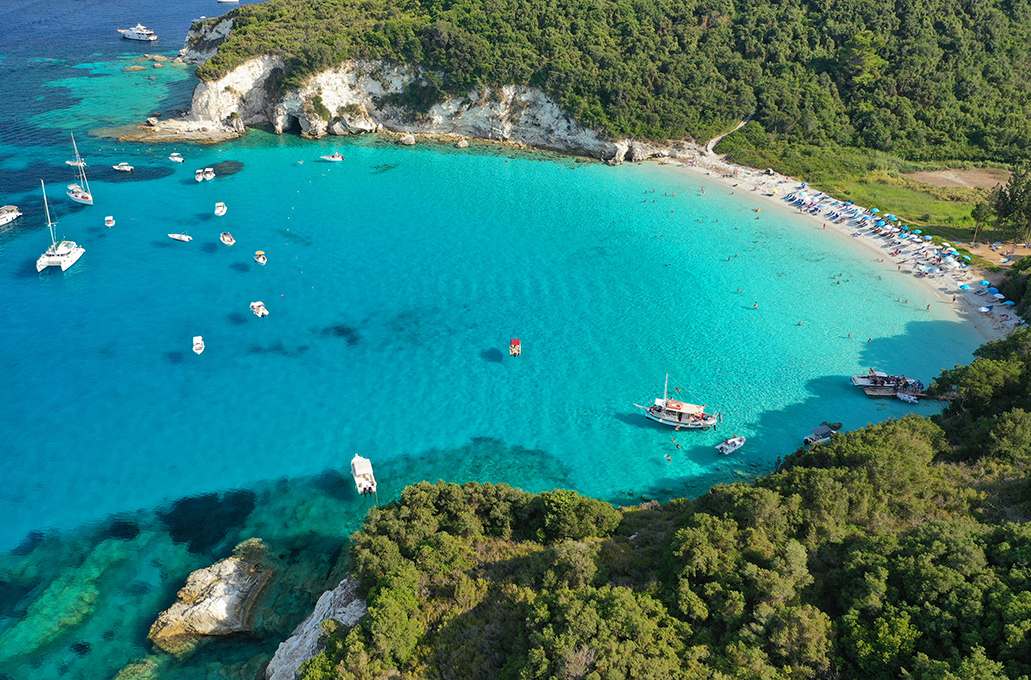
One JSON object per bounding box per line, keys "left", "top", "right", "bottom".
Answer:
{"left": 248, "top": 342, "right": 309, "bottom": 357}
{"left": 318, "top": 323, "right": 360, "bottom": 346}
{"left": 211, "top": 160, "right": 244, "bottom": 177}
{"left": 165, "top": 351, "right": 184, "bottom": 364}
{"left": 151, "top": 240, "right": 175, "bottom": 249}
{"left": 158, "top": 490, "right": 257, "bottom": 555}
{"left": 200, "top": 242, "right": 217, "bottom": 254}
{"left": 226, "top": 312, "right": 247, "bottom": 326}
{"left": 480, "top": 347, "right": 504, "bottom": 363}
{"left": 229, "top": 262, "right": 251, "bottom": 274}
{"left": 612, "top": 319, "right": 976, "bottom": 507}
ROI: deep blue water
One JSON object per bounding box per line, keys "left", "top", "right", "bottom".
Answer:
{"left": 0, "top": 1, "right": 988, "bottom": 677}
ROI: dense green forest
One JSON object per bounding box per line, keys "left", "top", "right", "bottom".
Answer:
{"left": 296, "top": 329, "right": 1031, "bottom": 680}
{"left": 197, "top": 0, "right": 1031, "bottom": 164}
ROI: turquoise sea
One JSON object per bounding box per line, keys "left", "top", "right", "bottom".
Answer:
{"left": 0, "top": 1, "right": 988, "bottom": 677}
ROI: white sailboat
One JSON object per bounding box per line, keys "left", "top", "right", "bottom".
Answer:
{"left": 66, "top": 133, "right": 93, "bottom": 205}
{"left": 36, "top": 180, "right": 85, "bottom": 272}
{"left": 635, "top": 374, "right": 718, "bottom": 429}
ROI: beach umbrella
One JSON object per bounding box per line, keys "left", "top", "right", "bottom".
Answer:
{"left": 901, "top": 225, "right": 910, "bottom": 230}
{"left": 913, "top": 229, "right": 923, "bottom": 234}
{"left": 1004, "top": 300, "right": 1017, "bottom": 305}
{"left": 981, "top": 280, "right": 991, "bottom": 285}
{"left": 942, "top": 242, "right": 952, "bottom": 247}
{"left": 871, "top": 208, "right": 880, "bottom": 213}
{"left": 960, "top": 284, "right": 971, "bottom": 290}
{"left": 962, "top": 255, "right": 971, "bottom": 260}
{"left": 989, "top": 287, "right": 999, "bottom": 293}
{"left": 994, "top": 293, "right": 1006, "bottom": 299}
{"left": 876, "top": 220, "right": 886, "bottom": 226}
{"left": 889, "top": 215, "right": 899, "bottom": 221}
{"left": 923, "top": 235, "right": 933, "bottom": 240}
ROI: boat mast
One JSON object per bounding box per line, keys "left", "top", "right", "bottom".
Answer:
{"left": 664, "top": 373, "right": 669, "bottom": 402}
{"left": 71, "top": 133, "right": 90, "bottom": 194}
{"left": 41, "top": 180, "right": 56, "bottom": 246}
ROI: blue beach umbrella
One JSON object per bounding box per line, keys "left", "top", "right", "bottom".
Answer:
{"left": 924, "top": 235, "right": 933, "bottom": 240}
{"left": 960, "top": 285, "right": 971, "bottom": 290}
{"left": 981, "top": 280, "right": 991, "bottom": 285}
{"left": 876, "top": 220, "right": 886, "bottom": 226}
{"left": 871, "top": 208, "right": 881, "bottom": 213}
{"left": 901, "top": 225, "right": 910, "bottom": 231}
{"left": 913, "top": 229, "right": 923, "bottom": 234}
{"left": 962, "top": 255, "right": 971, "bottom": 260}
{"left": 1005, "top": 300, "right": 1017, "bottom": 305}
{"left": 889, "top": 215, "right": 899, "bottom": 221}
{"left": 989, "top": 287, "right": 999, "bottom": 293}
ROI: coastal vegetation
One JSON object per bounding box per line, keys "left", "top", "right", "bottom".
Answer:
{"left": 297, "top": 329, "right": 1031, "bottom": 680}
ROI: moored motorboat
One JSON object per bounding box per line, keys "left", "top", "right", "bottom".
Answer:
{"left": 168, "top": 232, "right": 192, "bottom": 242}
{"left": 320, "top": 152, "right": 344, "bottom": 162}
{"left": 715, "top": 436, "right": 746, "bottom": 455}
{"left": 0, "top": 205, "right": 23, "bottom": 227}
{"left": 804, "top": 425, "right": 837, "bottom": 446}
{"left": 635, "top": 374, "right": 718, "bottom": 429}
{"left": 203, "top": 167, "right": 215, "bottom": 180}
{"left": 194, "top": 169, "right": 204, "bottom": 182}
{"left": 220, "top": 232, "right": 235, "bottom": 246}
{"left": 254, "top": 250, "right": 267, "bottom": 265}
{"left": 193, "top": 336, "right": 205, "bottom": 355}
{"left": 105, "top": 215, "right": 115, "bottom": 227}
{"left": 510, "top": 338, "right": 521, "bottom": 356}
{"left": 250, "top": 301, "right": 269, "bottom": 317}
{"left": 112, "top": 162, "right": 134, "bottom": 172}
{"left": 214, "top": 201, "right": 227, "bottom": 216}
{"left": 896, "top": 392, "right": 919, "bottom": 404}
{"left": 169, "top": 152, "right": 184, "bottom": 163}
{"left": 66, "top": 133, "right": 93, "bottom": 205}
{"left": 351, "top": 453, "right": 377, "bottom": 495}
{"left": 119, "top": 24, "right": 158, "bottom": 41}
{"left": 36, "top": 180, "right": 85, "bottom": 272}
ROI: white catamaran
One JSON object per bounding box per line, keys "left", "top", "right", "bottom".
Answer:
{"left": 635, "top": 374, "right": 719, "bottom": 429}
{"left": 66, "top": 133, "right": 93, "bottom": 205}
{"left": 36, "top": 180, "right": 85, "bottom": 272}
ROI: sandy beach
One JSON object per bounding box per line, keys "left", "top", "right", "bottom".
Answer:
{"left": 655, "top": 150, "right": 1017, "bottom": 344}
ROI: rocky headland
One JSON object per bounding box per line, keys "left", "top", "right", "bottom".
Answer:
{"left": 121, "top": 19, "right": 708, "bottom": 163}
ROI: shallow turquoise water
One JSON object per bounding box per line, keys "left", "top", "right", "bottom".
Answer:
{"left": 0, "top": 1, "right": 988, "bottom": 677}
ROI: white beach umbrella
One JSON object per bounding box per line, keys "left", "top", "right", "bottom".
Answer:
{"left": 994, "top": 293, "right": 1007, "bottom": 299}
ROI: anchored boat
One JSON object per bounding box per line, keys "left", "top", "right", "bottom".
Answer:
{"left": 351, "top": 453, "right": 377, "bottom": 495}
{"left": 715, "top": 436, "right": 746, "bottom": 455}
{"left": 635, "top": 374, "right": 718, "bottom": 429}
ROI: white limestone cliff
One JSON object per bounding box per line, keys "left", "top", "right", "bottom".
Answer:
{"left": 265, "top": 579, "right": 367, "bottom": 680}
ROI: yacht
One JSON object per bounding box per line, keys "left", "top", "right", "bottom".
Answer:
{"left": 320, "top": 152, "right": 344, "bottom": 162}
{"left": 168, "top": 232, "right": 192, "bottom": 242}
{"left": 203, "top": 167, "right": 215, "bottom": 180}
{"left": 350, "top": 453, "right": 377, "bottom": 495}
{"left": 250, "top": 301, "right": 269, "bottom": 317}
{"left": 112, "top": 162, "right": 134, "bottom": 172}
{"left": 193, "top": 336, "right": 205, "bottom": 355}
{"left": 36, "top": 180, "right": 85, "bottom": 272}
{"left": 214, "top": 201, "right": 227, "bottom": 216}
{"left": 715, "top": 436, "right": 746, "bottom": 455}
{"left": 803, "top": 425, "right": 837, "bottom": 446}
{"left": 850, "top": 368, "right": 918, "bottom": 389}
{"left": 0, "top": 205, "right": 23, "bottom": 227}
{"left": 119, "top": 24, "right": 158, "bottom": 41}
{"left": 169, "top": 152, "right": 185, "bottom": 163}
{"left": 105, "top": 215, "right": 115, "bottom": 227}
{"left": 635, "top": 374, "right": 718, "bottom": 429}
{"left": 66, "top": 133, "right": 93, "bottom": 205}
{"left": 220, "top": 232, "right": 235, "bottom": 246}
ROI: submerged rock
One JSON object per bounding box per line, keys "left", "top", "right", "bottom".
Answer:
{"left": 398, "top": 133, "right": 416, "bottom": 146}
{"left": 265, "top": 579, "right": 366, "bottom": 680}
{"left": 148, "top": 538, "right": 272, "bottom": 658}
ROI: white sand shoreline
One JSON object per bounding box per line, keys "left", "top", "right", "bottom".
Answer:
{"left": 653, "top": 153, "right": 1012, "bottom": 344}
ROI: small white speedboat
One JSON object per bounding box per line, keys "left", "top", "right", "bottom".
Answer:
{"left": 194, "top": 169, "right": 204, "bottom": 182}
{"left": 193, "top": 336, "right": 205, "bottom": 355}
{"left": 351, "top": 453, "right": 377, "bottom": 495}
{"left": 320, "top": 153, "right": 344, "bottom": 162}
{"left": 214, "top": 201, "right": 227, "bottom": 216}
{"left": 168, "top": 232, "right": 192, "bottom": 242}
{"left": 203, "top": 167, "right": 215, "bottom": 180}
{"left": 105, "top": 215, "right": 115, "bottom": 227}
{"left": 112, "top": 162, "right": 134, "bottom": 172}
{"left": 254, "top": 250, "right": 267, "bottom": 265}
{"left": 715, "top": 436, "right": 746, "bottom": 455}
{"left": 250, "top": 301, "right": 269, "bottom": 317}
{"left": 896, "top": 392, "right": 919, "bottom": 404}
{"left": 220, "top": 232, "right": 235, "bottom": 246}
{"left": 0, "top": 205, "right": 23, "bottom": 227}
{"left": 169, "top": 152, "right": 184, "bottom": 163}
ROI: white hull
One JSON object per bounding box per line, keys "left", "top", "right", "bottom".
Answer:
{"left": 105, "top": 216, "right": 115, "bottom": 227}
{"left": 193, "top": 337, "right": 205, "bottom": 355}
{"left": 220, "top": 232, "right": 235, "bottom": 246}
{"left": 168, "top": 233, "right": 192, "bottom": 242}
{"left": 67, "top": 187, "right": 93, "bottom": 205}
{"left": 0, "top": 206, "right": 22, "bottom": 226}
{"left": 851, "top": 371, "right": 917, "bottom": 389}
{"left": 351, "top": 454, "right": 377, "bottom": 495}
{"left": 250, "top": 301, "right": 269, "bottom": 317}
{"left": 716, "top": 436, "right": 746, "bottom": 455}
{"left": 320, "top": 154, "right": 344, "bottom": 162}
{"left": 254, "top": 254, "right": 267, "bottom": 266}
{"left": 643, "top": 409, "right": 716, "bottom": 429}
{"left": 120, "top": 25, "right": 158, "bottom": 41}
{"left": 37, "top": 242, "right": 85, "bottom": 272}
{"left": 214, "top": 202, "right": 227, "bottom": 216}
{"left": 169, "top": 154, "right": 185, "bottom": 163}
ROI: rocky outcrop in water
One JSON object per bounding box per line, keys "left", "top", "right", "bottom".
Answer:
{"left": 148, "top": 538, "right": 272, "bottom": 658}
{"left": 265, "top": 579, "right": 367, "bottom": 680}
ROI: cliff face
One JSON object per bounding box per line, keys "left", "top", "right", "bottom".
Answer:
{"left": 159, "top": 26, "right": 701, "bottom": 160}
